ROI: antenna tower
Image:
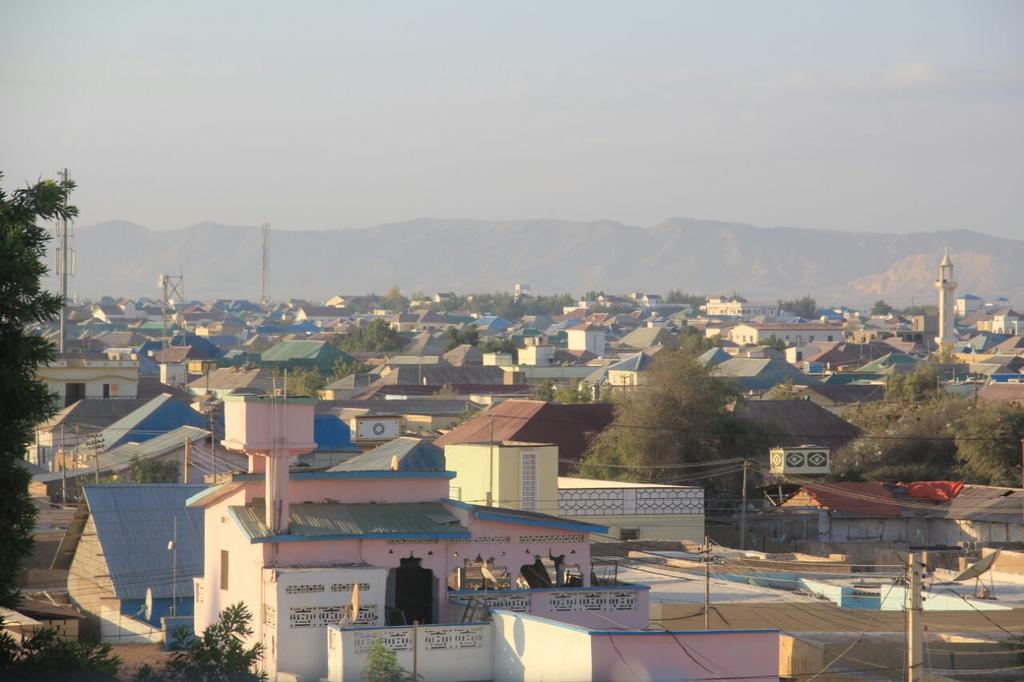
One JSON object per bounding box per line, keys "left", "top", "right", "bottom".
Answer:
{"left": 55, "top": 169, "right": 75, "bottom": 353}
{"left": 158, "top": 272, "right": 185, "bottom": 353}
{"left": 261, "top": 222, "right": 270, "bottom": 306}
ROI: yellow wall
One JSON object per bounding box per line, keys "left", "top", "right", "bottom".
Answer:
{"left": 443, "top": 443, "right": 558, "bottom": 515}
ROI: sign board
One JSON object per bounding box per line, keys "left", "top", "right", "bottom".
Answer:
{"left": 351, "top": 415, "right": 401, "bottom": 442}
{"left": 769, "top": 445, "right": 831, "bottom": 476}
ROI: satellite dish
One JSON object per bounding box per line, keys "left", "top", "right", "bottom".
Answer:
{"left": 952, "top": 549, "right": 1001, "bottom": 582}
{"left": 144, "top": 587, "right": 153, "bottom": 621}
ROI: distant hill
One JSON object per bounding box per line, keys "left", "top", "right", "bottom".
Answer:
{"left": 51, "top": 217, "right": 1024, "bottom": 304}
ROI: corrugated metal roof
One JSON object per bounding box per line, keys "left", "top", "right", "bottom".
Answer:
{"left": 100, "top": 394, "right": 208, "bottom": 448}
{"left": 230, "top": 501, "right": 467, "bottom": 541}
{"left": 261, "top": 340, "right": 351, "bottom": 364}
{"left": 329, "top": 437, "right": 444, "bottom": 471}
{"left": 83, "top": 484, "right": 205, "bottom": 599}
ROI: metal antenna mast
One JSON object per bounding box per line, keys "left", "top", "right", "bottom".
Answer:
{"left": 261, "top": 222, "right": 270, "bottom": 306}
{"left": 55, "top": 169, "right": 74, "bottom": 353}
{"left": 158, "top": 272, "right": 186, "bottom": 353}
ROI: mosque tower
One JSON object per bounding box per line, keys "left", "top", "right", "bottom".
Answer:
{"left": 934, "top": 249, "right": 957, "bottom": 348}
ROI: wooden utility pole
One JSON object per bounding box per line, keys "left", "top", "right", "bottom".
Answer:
{"left": 739, "top": 459, "right": 750, "bottom": 550}
{"left": 183, "top": 437, "right": 191, "bottom": 484}
{"left": 906, "top": 552, "right": 923, "bottom": 681}
{"left": 703, "top": 535, "right": 711, "bottom": 630}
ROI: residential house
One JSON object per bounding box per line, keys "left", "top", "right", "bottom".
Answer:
{"left": 711, "top": 357, "right": 818, "bottom": 393}
{"left": 295, "top": 306, "right": 346, "bottom": 327}
{"left": 444, "top": 441, "right": 560, "bottom": 514}
{"left": 437, "top": 400, "right": 614, "bottom": 474}
{"left": 100, "top": 393, "right": 208, "bottom": 449}
{"left": 37, "top": 353, "right": 139, "bottom": 408}
{"left": 261, "top": 340, "right": 353, "bottom": 374}
{"left": 565, "top": 324, "right": 606, "bottom": 355}
{"left": 443, "top": 344, "right": 484, "bottom": 366}
{"left": 728, "top": 322, "right": 842, "bottom": 347}
{"left": 733, "top": 400, "right": 863, "bottom": 451}
{"left": 704, "top": 297, "right": 781, "bottom": 320}
{"left": 188, "top": 366, "right": 277, "bottom": 399}
{"left": 65, "top": 484, "right": 204, "bottom": 641}
{"left": 615, "top": 326, "right": 678, "bottom": 351}
{"left": 28, "top": 397, "right": 149, "bottom": 470}
{"left": 956, "top": 294, "right": 983, "bottom": 317}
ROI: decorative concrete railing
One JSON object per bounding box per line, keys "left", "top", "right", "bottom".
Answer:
{"left": 448, "top": 584, "right": 650, "bottom": 630}
{"left": 327, "top": 622, "right": 492, "bottom": 682}
{"left": 558, "top": 486, "right": 703, "bottom": 516}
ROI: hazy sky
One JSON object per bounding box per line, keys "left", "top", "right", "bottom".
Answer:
{"left": 2, "top": 1, "right": 1022, "bottom": 237}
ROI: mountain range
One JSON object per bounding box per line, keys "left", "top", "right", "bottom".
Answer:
{"left": 50, "top": 217, "right": 1024, "bottom": 305}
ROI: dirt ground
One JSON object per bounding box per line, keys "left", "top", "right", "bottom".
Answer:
{"left": 108, "top": 643, "right": 172, "bottom": 680}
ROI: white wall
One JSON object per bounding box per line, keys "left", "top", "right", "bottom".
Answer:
{"left": 328, "top": 623, "right": 493, "bottom": 682}
{"left": 491, "top": 612, "right": 593, "bottom": 682}
{"left": 271, "top": 566, "right": 388, "bottom": 681}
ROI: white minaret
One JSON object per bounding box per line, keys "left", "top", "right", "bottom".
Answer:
{"left": 934, "top": 249, "right": 957, "bottom": 348}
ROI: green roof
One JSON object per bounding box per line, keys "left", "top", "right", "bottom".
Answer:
{"left": 854, "top": 353, "right": 919, "bottom": 374}
{"left": 229, "top": 501, "right": 469, "bottom": 542}
{"left": 260, "top": 340, "right": 352, "bottom": 365}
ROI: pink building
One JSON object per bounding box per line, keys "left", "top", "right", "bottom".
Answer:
{"left": 190, "top": 395, "right": 778, "bottom": 680}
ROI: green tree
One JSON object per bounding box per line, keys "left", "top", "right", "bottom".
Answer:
{"left": 479, "top": 337, "right": 517, "bottom": 358}
{"left": 761, "top": 335, "right": 787, "bottom": 351}
{"left": 136, "top": 602, "right": 265, "bottom": 681}
{"left": 0, "top": 173, "right": 73, "bottom": 607}
{"left": 833, "top": 395, "right": 961, "bottom": 481}
{"left": 442, "top": 325, "right": 480, "bottom": 351}
{"left": 361, "top": 638, "right": 416, "bottom": 682}
{"left": 779, "top": 295, "right": 817, "bottom": 319}
{"left": 579, "top": 346, "right": 760, "bottom": 496}
{"left": 764, "top": 377, "right": 801, "bottom": 400}
{"left": 554, "top": 380, "right": 593, "bottom": 404}
{"left": 129, "top": 456, "right": 180, "bottom": 483}
{"left": 886, "top": 365, "right": 940, "bottom": 403}
{"left": 956, "top": 403, "right": 1024, "bottom": 486}
{"left": 871, "top": 299, "right": 893, "bottom": 316}
{"left": 332, "top": 319, "right": 405, "bottom": 352}
{"left": 283, "top": 369, "right": 327, "bottom": 398}
{"left": 664, "top": 290, "right": 705, "bottom": 307}
{"left": 531, "top": 380, "right": 556, "bottom": 401}
{"left": 379, "top": 287, "right": 409, "bottom": 312}
{"left": 0, "top": 627, "right": 121, "bottom": 681}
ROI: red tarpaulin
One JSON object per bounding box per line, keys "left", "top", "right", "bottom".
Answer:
{"left": 898, "top": 481, "right": 964, "bottom": 502}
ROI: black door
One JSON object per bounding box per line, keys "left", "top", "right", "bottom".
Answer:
{"left": 394, "top": 557, "right": 433, "bottom": 625}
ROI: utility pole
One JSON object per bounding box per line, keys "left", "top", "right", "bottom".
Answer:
{"left": 209, "top": 407, "right": 218, "bottom": 481}
{"left": 169, "top": 516, "right": 178, "bottom": 617}
{"left": 703, "top": 535, "right": 711, "bottom": 630}
{"left": 739, "top": 459, "right": 750, "bottom": 551}
{"left": 906, "top": 552, "right": 923, "bottom": 682}
{"left": 261, "top": 223, "right": 271, "bottom": 307}
{"left": 55, "top": 168, "right": 72, "bottom": 354}
{"left": 59, "top": 424, "right": 66, "bottom": 503}
{"left": 183, "top": 436, "right": 190, "bottom": 483}
{"left": 87, "top": 433, "right": 104, "bottom": 484}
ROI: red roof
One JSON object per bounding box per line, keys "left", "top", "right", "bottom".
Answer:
{"left": 801, "top": 482, "right": 903, "bottom": 517}
{"left": 435, "top": 399, "right": 614, "bottom": 474}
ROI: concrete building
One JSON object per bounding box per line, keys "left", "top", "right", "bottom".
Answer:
{"left": 37, "top": 354, "right": 139, "bottom": 408}
{"left": 935, "top": 249, "right": 958, "bottom": 348}
{"left": 558, "top": 477, "right": 704, "bottom": 542}
{"left": 728, "top": 322, "right": 842, "bottom": 347}
{"left": 704, "top": 297, "right": 781, "bottom": 320}
{"left": 565, "top": 324, "right": 606, "bottom": 355}
{"left": 64, "top": 484, "right": 204, "bottom": 642}
{"left": 444, "top": 442, "right": 559, "bottom": 514}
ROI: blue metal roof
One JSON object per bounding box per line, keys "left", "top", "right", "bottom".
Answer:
{"left": 83, "top": 484, "right": 206, "bottom": 600}
{"left": 100, "top": 394, "right": 208, "bottom": 449}
{"left": 314, "top": 414, "right": 360, "bottom": 452}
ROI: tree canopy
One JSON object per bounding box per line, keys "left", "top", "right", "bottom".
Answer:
{"left": 331, "top": 319, "right": 404, "bottom": 352}
{"left": 779, "top": 295, "right": 817, "bottom": 319}
{"left": 0, "top": 172, "right": 74, "bottom": 606}
{"left": 579, "top": 346, "right": 762, "bottom": 497}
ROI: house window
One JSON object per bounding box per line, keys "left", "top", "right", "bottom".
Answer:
{"left": 220, "top": 550, "right": 229, "bottom": 590}
{"left": 520, "top": 450, "right": 538, "bottom": 512}
{"left": 827, "top": 335, "right": 834, "bottom": 342}
{"left": 102, "top": 384, "right": 110, "bottom": 398}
